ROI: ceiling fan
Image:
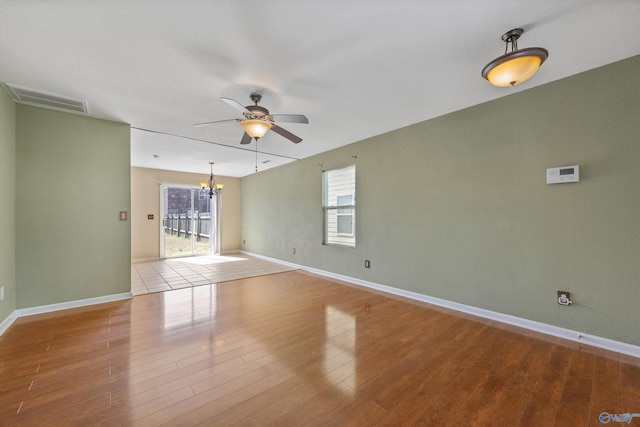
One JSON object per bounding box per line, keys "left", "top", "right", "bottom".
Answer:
{"left": 195, "top": 93, "right": 308, "bottom": 144}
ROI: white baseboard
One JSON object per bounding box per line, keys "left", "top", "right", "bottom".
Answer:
{"left": 15, "top": 292, "right": 132, "bottom": 318}
{"left": 132, "top": 257, "right": 160, "bottom": 263}
{"left": 242, "top": 251, "right": 640, "bottom": 359}
{"left": 132, "top": 252, "right": 240, "bottom": 263}
{"left": 0, "top": 310, "right": 18, "bottom": 336}
{"left": 0, "top": 292, "right": 132, "bottom": 337}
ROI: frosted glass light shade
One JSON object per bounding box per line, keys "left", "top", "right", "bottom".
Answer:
{"left": 483, "top": 48, "right": 547, "bottom": 87}
{"left": 240, "top": 119, "right": 272, "bottom": 138}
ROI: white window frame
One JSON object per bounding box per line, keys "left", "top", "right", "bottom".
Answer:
{"left": 323, "top": 165, "right": 356, "bottom": 247}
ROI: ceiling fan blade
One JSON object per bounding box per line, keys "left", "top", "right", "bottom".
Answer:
{"left": 271, "top": 114, "right": 309, "bottom": 124}
{"left": 221, "top": 97, "right": 251, "bottom": 114}
{"left": 194, "top": 118, "right": 239, "bottom": 127}
{"left": 240, "top": 132, "right": 252, "bottom": 145}
{"left": 270, "top": 124, "right": 302, "bottom": 143}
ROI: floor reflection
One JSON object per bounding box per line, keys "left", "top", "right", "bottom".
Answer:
{"left": 163, "top": 285, "right": 218, "bottom": 329}
{"left": 170, "top": 255, "right": 248, "bottom": 265}
{"left": 324, "top": 306, "right": 356, "bottom": 395}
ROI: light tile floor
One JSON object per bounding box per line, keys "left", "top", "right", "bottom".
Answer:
{"left": 131, "top": 254, "right": 296, "bottom": 295}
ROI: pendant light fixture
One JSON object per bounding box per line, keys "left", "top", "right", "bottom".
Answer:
{"left": 200, "top": 162, "right": 223, "bottom": 199}
{"left": 482, "top": 28, "right": 548, "bottom": 87}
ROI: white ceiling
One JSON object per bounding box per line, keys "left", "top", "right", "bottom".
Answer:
{"left": 1, "top": 1, "right": 639, "bottom": 178}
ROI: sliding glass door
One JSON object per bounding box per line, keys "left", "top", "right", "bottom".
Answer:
{"left": 160, "top": 185, "right": 220, "bottom": 258}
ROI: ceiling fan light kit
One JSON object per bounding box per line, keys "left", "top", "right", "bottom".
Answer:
{"left": 482, "top": 28, "right": 549, "bottom": 87}
{"left": 240, "top": 119, "right": 272, "bottom": 139}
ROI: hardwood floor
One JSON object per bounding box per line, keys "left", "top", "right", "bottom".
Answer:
{"left": 1, "top": 270, "right": 638, "bottom": 426}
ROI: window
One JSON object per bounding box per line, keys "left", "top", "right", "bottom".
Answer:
{"left": 323, "top": 165, "right": 356, "bottom": 247}
{"left": 336, "top": 195, "right": 354, "bottom": 235}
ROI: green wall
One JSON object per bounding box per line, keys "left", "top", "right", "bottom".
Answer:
{"left": 15, "top": 105, "right": 131, "bottom": 308}
{"left": 0, "top": 89, "right": 16, "bottom": 321}
{"left": 241, "top": 55, "right": 640, "bottom": 346}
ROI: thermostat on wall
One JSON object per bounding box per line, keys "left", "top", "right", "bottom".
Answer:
{"left": 546, "top": 165, "right": 579, "bottom": 184}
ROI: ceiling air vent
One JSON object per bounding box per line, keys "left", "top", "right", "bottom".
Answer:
{"left": 2, "top": 83, "right": 88, "bottom": 114}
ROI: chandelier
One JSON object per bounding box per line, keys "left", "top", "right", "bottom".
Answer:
{"left": 200, "top": 162, "right": 223, "bottom": 199}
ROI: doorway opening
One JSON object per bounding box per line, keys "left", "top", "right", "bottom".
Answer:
{"left": 160, "top": 185, "right": 221, "bottom": 258}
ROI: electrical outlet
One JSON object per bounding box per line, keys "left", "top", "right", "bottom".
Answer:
{"left": 365, "top": 260, "right": 371, "bottom": 268}
{"left": 0, "top": 286, "right": 4, "bottom": 301}
{"left": 243, "top": 240, "right": 246, "bottom": 245}
{"left": 558, "top": 291, "right": 572, "bottom": 306}
{"left": 292, "top": 248, "right": 296, "bottom": 254}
